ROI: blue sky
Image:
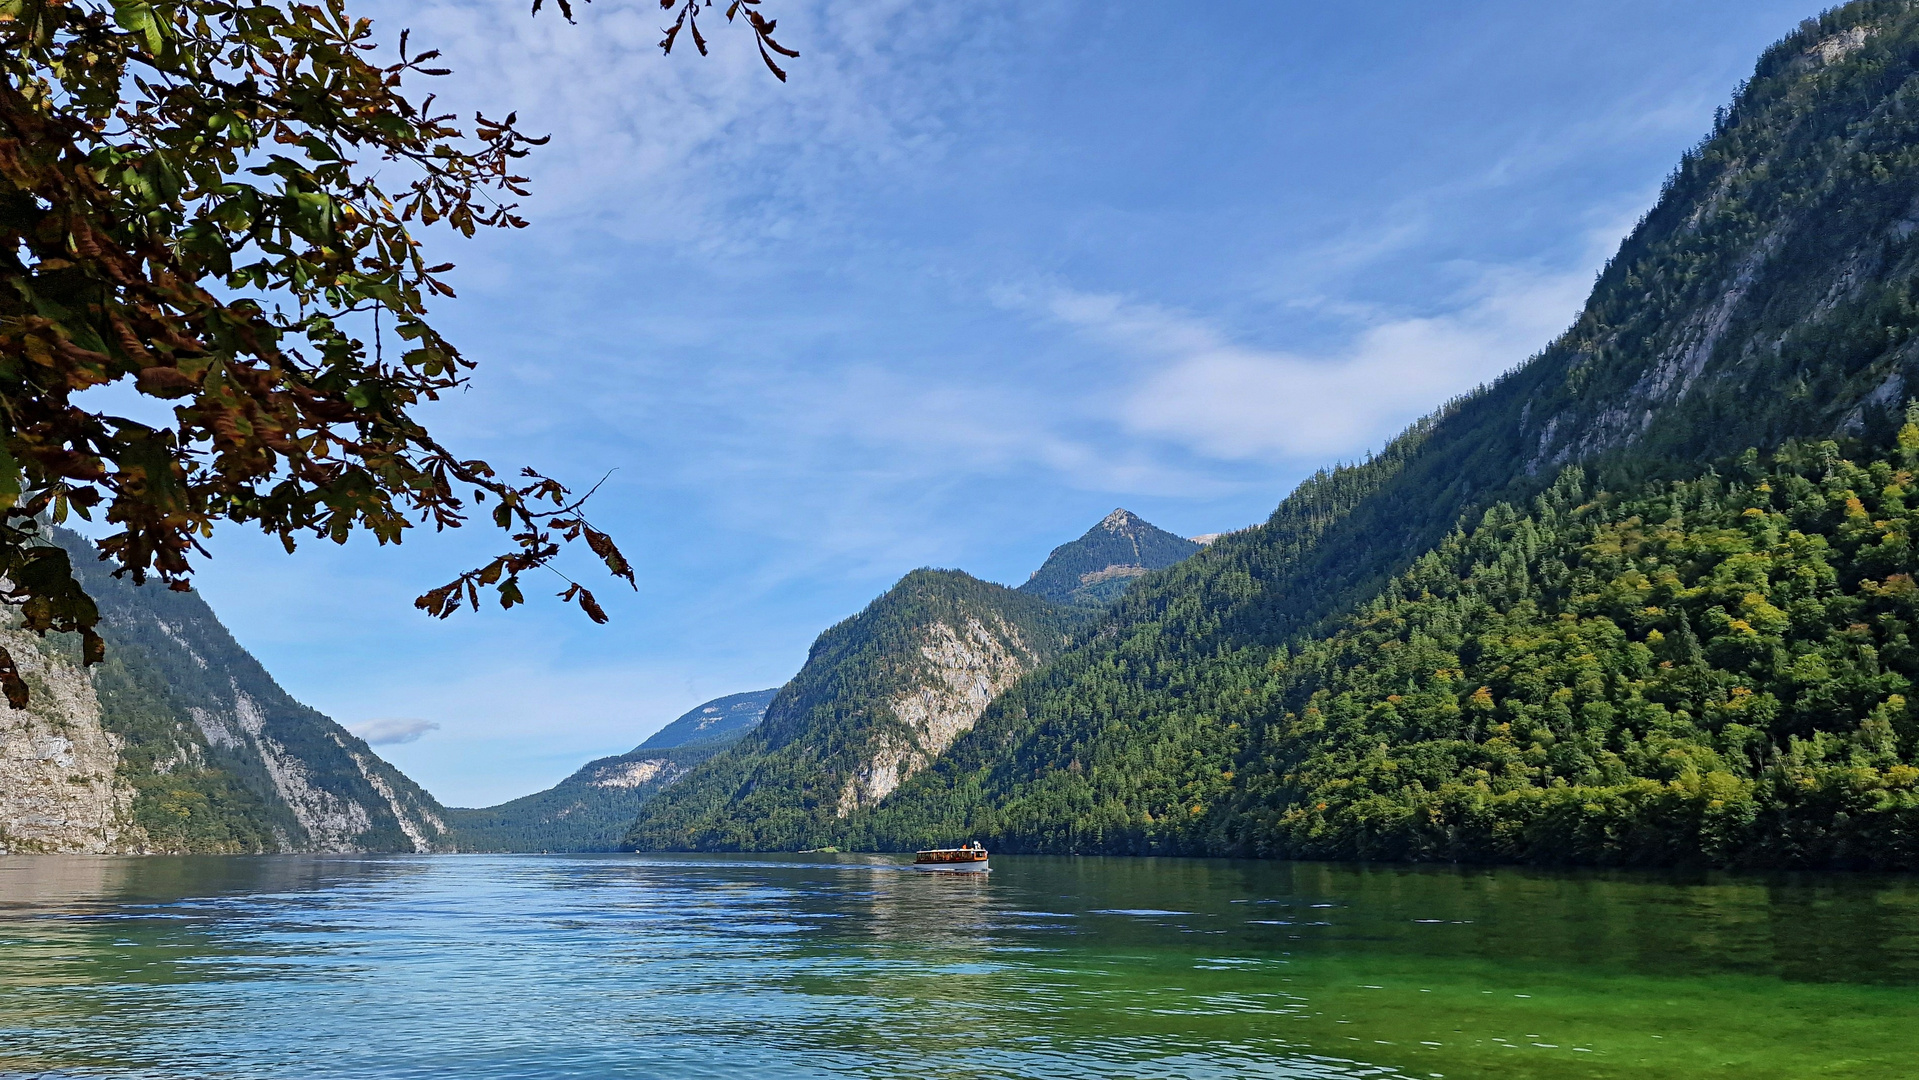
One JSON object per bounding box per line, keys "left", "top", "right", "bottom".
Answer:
{"left": 175, "top": 0, "right": 1816, "bottom": 806}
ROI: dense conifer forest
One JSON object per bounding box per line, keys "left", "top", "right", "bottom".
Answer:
{"left": 616, "top": 3, "right": 1919, "bottom": 870}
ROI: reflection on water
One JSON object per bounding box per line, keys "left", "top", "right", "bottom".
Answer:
{"left": 1, "top": 853, "right": 1916, "bottom": 1079}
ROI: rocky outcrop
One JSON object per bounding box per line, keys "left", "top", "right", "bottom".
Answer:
{"left": 1079, "top": 564, "right": 1148, "bottom": 587}
{"left": 836, "top": 617, "right": 1037, "bottom": 816}
{"left": 588, "top": 758, "right": 679, "bottom": 789}
{"left": 1808, "top": 25, "right": 1873, "bottom": 65}
{"left": 0, "top": 629, "right": 141, "bottom": 854}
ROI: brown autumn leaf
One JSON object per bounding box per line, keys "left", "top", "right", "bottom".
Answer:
{"left": 0, "top": 648, "right": 27, "bottom": 711}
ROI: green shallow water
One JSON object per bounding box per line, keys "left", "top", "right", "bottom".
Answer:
{"left": 1, "top": 854, "right": 1915, "bottom": 1078}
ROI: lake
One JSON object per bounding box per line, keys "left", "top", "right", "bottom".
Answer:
{"left": 1, "top": 853, "right": 1915, "bottom": 1078}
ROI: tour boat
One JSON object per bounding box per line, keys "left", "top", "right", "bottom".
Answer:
{"left": 913, "top": 841, "right": 989, "bottom": 871}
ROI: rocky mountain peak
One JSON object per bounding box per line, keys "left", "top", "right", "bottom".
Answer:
{"left": 1020, "top": 510, "right": 1204, "bottom": 608}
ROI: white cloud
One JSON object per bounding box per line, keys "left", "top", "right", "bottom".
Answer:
{"left": 349, "top": 718, "right": 443, "bottom": 746}
{"left": 1026, "top": 258, "right": 1595, "bottom": 463}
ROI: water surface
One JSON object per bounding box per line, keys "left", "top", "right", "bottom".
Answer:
{"left": 1, "top": 854, "right": 1914, "bottom": 1078}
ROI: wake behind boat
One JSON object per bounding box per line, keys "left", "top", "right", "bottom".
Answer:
{"left": 914, "top": 842, "right": 989, "bottom": 871}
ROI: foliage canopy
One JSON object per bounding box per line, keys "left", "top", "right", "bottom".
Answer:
{"left": 0, "top": 0, "right": 790, "bottom": 703}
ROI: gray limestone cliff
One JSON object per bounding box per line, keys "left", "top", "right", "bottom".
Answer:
{"left": 0, "top": 626, "right": 139, "bottom": 853}
{"left": 835, "top": 616, "right": 1036, "bottom": 816}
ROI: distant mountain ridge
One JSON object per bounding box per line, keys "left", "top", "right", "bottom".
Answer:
{"left": 1019, "top": 509, "right": 1203, "bottom": 607}
{"left": 639, "top": 689, "right": 779, "bottom": 750}
{"left": 449, "top": 689, "right": 777, "bottom": 851}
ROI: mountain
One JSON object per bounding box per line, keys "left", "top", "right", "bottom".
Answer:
{"left": 637, "top": 689, "right": 779, "bottom": 750}
{"left": 447, "top": 689, "right": 777, "bottom": 852}
{"left": 1019, "top": 509, "right": 1203, "bottom": 607}
{"left": 624, "top": 570, "right": 1083, "bottom": 851}
{"left": 0, "top": 530, "right": 451, "bottom": 854}
{"left": 848, "top": 4, "right": 1919, "bottom": 870}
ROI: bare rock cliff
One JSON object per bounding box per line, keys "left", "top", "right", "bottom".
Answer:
{"left": 837, "top": 616, "right": 1037, "bottom": 816}
{"left": 0, "top": 628, "right": 141, "bottom": 854}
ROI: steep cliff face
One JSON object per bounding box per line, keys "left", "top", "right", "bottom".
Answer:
{"left": 448, "top": 689, "right": 777, "bottom": 852}
{"left": 624, "top": 570, "right": 1080, "bottom": 851}
{"left": 835, "top": 616, "right": 1036, "bottom": 815}
{"left": 1512, "top": 14, "right": 1919, "bottom": 477}
{"left": 0, "top": 532, "right": 453, "bottom": 854}
{"left": 0, "top": 627, "right": 139, "bottom": 854}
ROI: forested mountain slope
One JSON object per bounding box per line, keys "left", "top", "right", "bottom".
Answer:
{"left": 1216, "top": 441, "right": 1919, "bottom": 867}
{"left": 0, "top": 531, "right": 451, "bottom": 853}
{"left": 1019, "top": 510, "right": 1203, "bottom": 608}
{"left": 449, "top": 689, "right": 776, "bottom": 852}
{"left": 624, "top": 571, "right": 1081, "bottom": 851}
{"left": 852, "top": 3, "right": 1919, "bottom": 869}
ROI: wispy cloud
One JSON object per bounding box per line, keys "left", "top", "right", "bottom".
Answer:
{"left": 359, "top": 0, "right": 1039, "bottom": 253}
{"left": 349, "top": 718, "right": 443, "bottom": 746}
{"left": 1020, "top": 254, "right": 1600, "bottom": 463}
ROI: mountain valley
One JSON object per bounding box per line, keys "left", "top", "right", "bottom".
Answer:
{"left": 12, "top": 4, "right": 1919, "bottom": 873}
{"left": 448, "top": 689, "right": 777, "bottom": 852}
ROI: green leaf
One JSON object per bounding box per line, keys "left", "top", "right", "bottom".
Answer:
{"left": 110, "top": 0, "right": 168, "bottom": 55}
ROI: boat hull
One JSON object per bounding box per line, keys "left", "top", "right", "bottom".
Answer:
{"left": 913, "top": 860, "right": 988, "bottom": 873}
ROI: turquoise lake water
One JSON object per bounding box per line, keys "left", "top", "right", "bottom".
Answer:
{"left": 2, "top": 853, "right": 1916, "bottom": 1078}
